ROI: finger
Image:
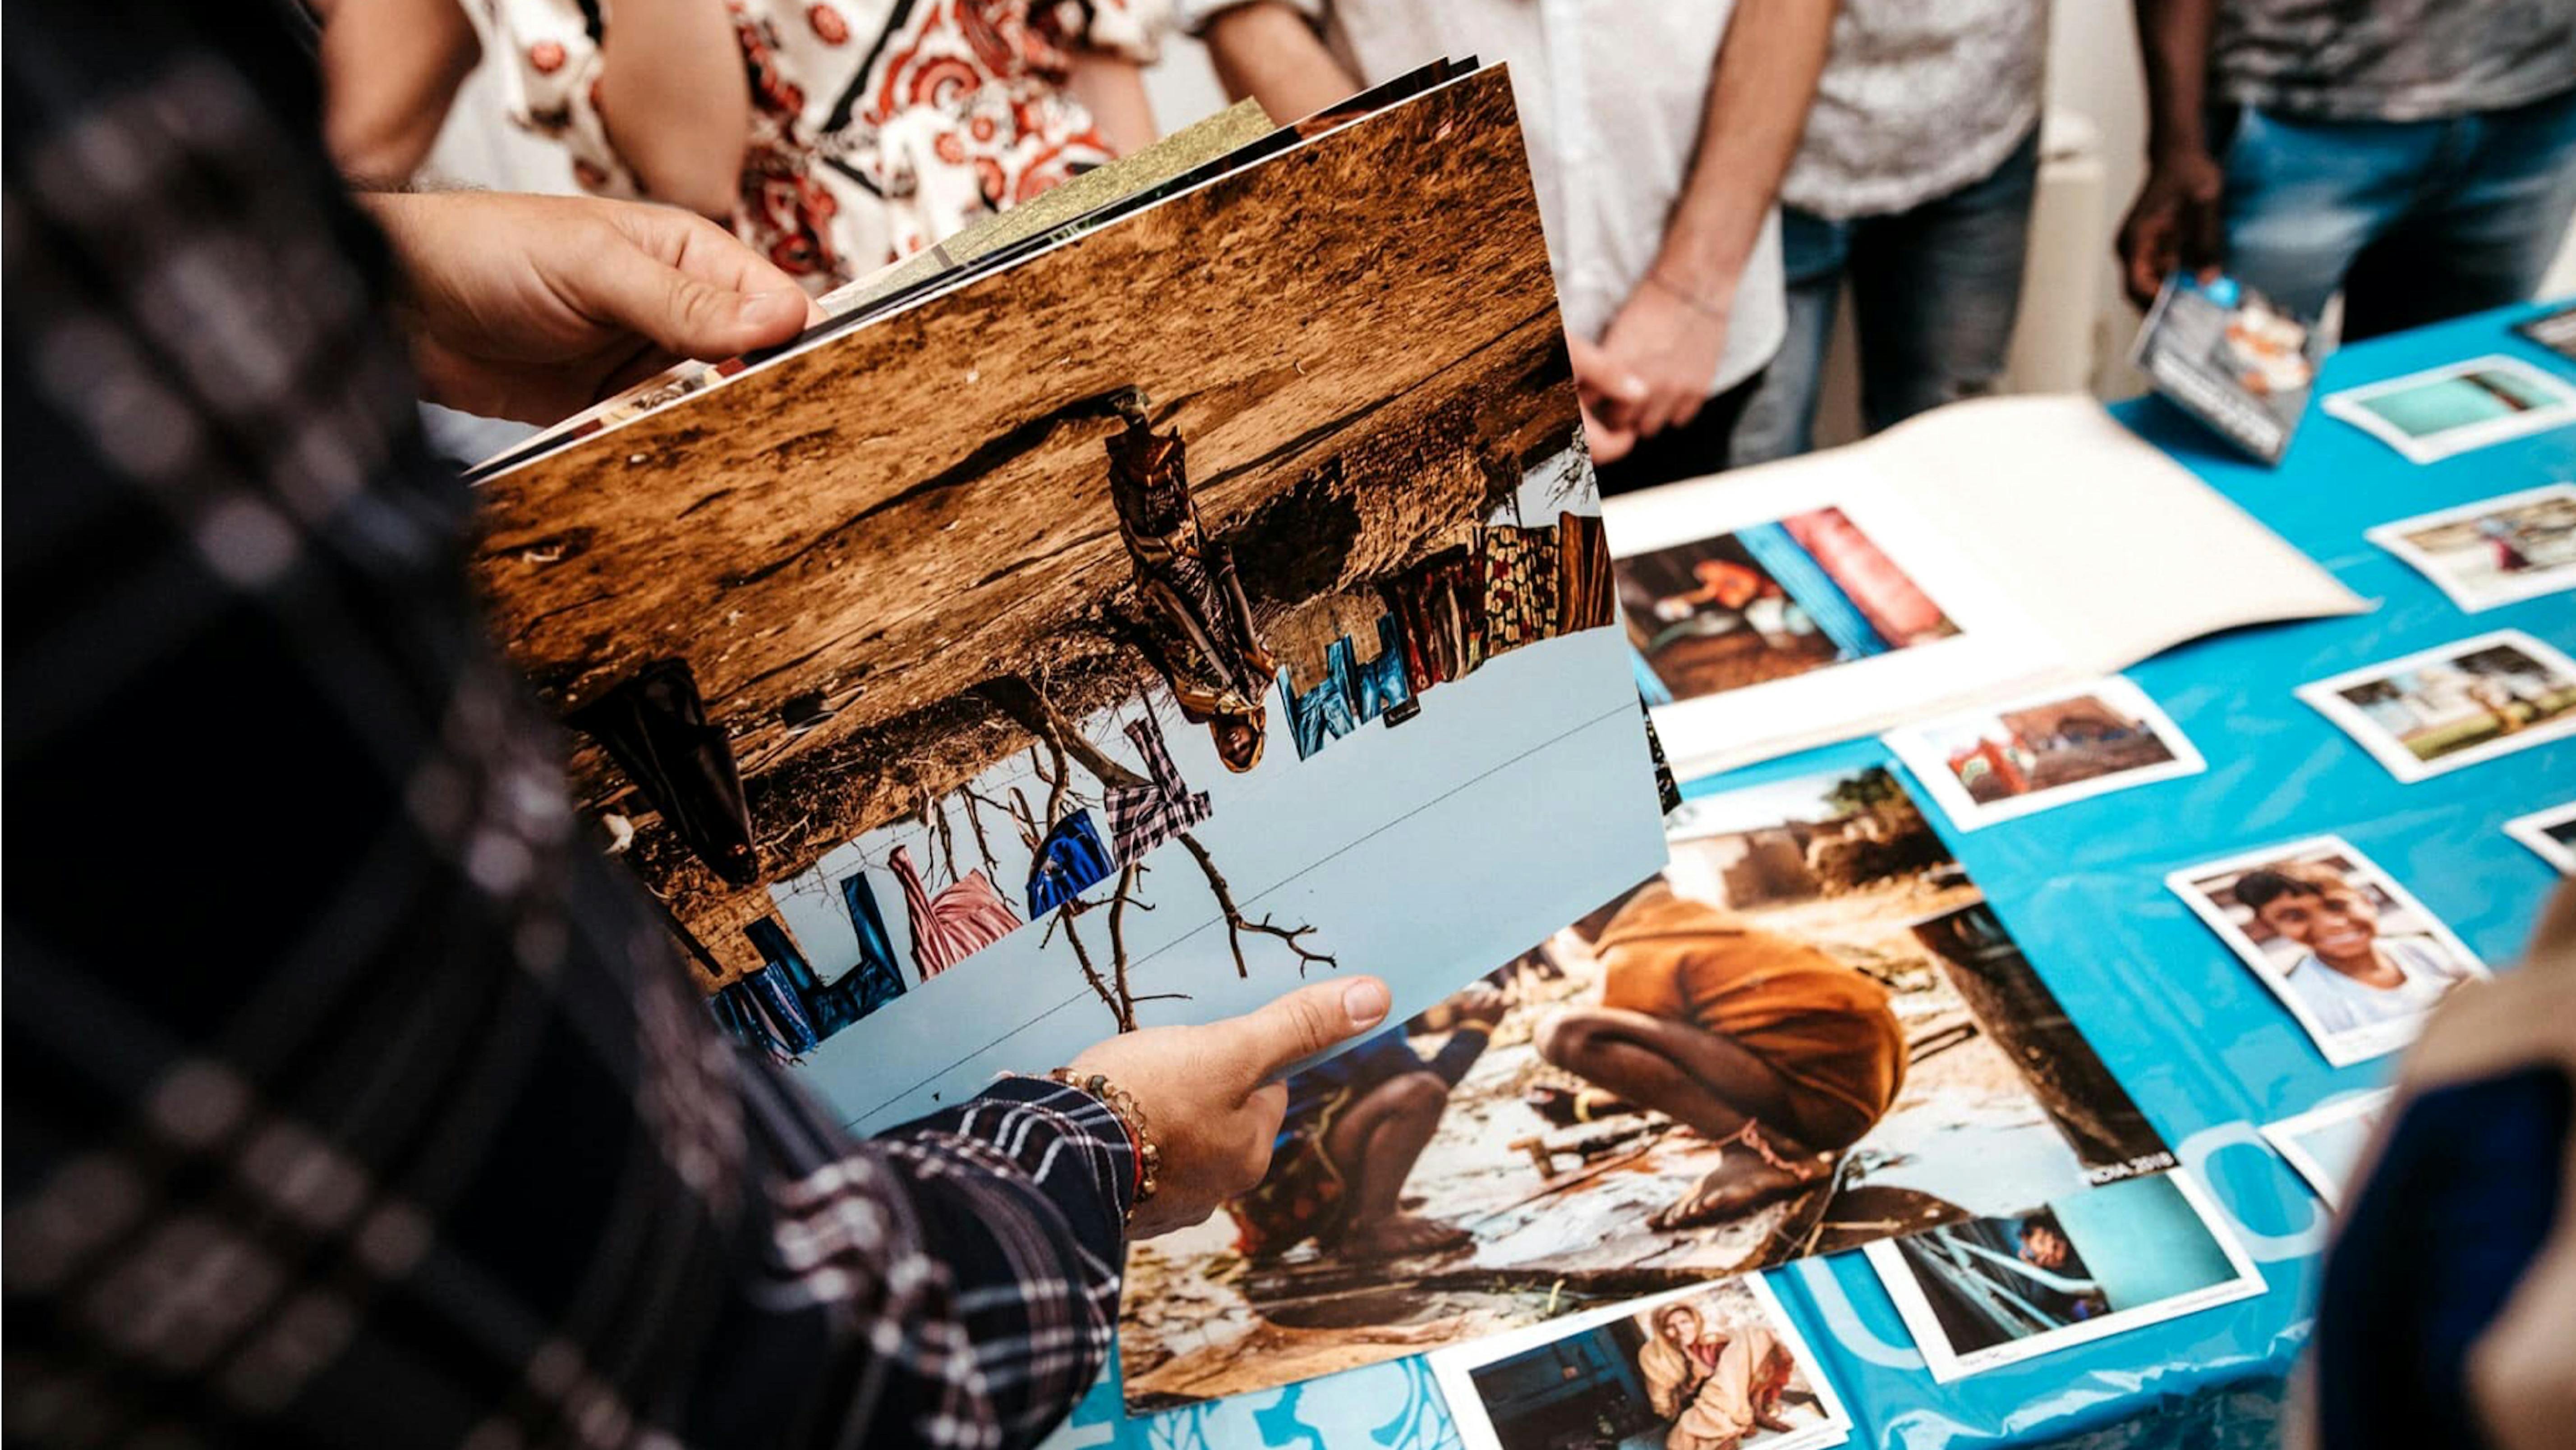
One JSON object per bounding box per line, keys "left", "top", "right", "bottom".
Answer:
{"left": 2183, "top": 197, "right": 2227, "bottom": 279}
{"left": 2120, "top": 222, "right": 2167, "bottom": 310}
{"left": 1568, "top": 335, "right": 1647, "bottom": 408}
{"left": 1217, "top": 976, "right": 1392, "bottom": 1086}
{"left": 573, "top": 222, "right": 814, "bottom": 362}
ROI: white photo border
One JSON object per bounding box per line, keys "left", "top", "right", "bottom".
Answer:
{"left": 1862, "top": 1169, "right": 2264, "bottom": 1384}
{"left": 2362, "top": 481, "right": 2576, "bottom": 613}
{"left": 2259, "top": 1089, "right": 2394, "bottom": 1210}
{"left": 2505, "top": 801, "right": 2576, "bottom": 874}
{"left": 1429, "top": 1274, "right": 1852, "bottom": 1450}
{"left": 2293, "top": 628, "right": 2576, "bottom": 784}
{"left": 1881, "top": 675, "right": 2206, "bottom": 832}
{"left": 2321, "top": 354, "right": 2576, "bottom": 464}
{"left": 2164, "top": 833, "right": 2490, "bottom": 1067}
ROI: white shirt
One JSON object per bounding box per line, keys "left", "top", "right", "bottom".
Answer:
{"left": 1780, "top": 0, "right": 2047, "bottom": 220}
{"left": 2283, "top": 935, "right": 2473, "bottom": 1037}
{"left": 1182, "top": 0, "right": 1786, "bottom": 396}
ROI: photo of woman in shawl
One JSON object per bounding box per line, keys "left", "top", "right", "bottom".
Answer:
{"left": 1636, "top": 1303, "right": 1796, "bottom": 1450}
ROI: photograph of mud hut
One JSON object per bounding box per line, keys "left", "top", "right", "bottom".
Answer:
{"left": 464, "top": 70, "right": 1666, "bottom": 1124}
{"left": 1117, "top": 764, "right": 2169, "bottom": 1409}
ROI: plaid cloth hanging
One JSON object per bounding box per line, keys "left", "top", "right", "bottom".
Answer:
{"left": 1102, "top": 714, "right": 1213, "bottom": 863}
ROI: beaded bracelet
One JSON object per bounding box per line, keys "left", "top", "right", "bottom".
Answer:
{"left": 1046, "top": 1068, "right": 1162, "bottom": 1219}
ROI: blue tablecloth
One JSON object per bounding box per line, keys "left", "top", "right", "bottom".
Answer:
{"left": 1055, "top": 301, "right": 2576, "bottom": 1450}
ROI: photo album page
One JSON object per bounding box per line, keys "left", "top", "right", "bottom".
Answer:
{"left": 465, "top": 65, "right": 1670, "bottom": 1134}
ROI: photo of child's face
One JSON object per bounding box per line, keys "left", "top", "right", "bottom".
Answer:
{"left": 2018, "top": 1222, "right": 2072, "bottom": 1270}
{"left": 2251, "top": 880, "right": 2379, "bottom": 956}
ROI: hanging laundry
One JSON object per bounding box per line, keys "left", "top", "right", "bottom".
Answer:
{"left": 740, "top": 962, "right": 821, "bottom": 1054}
{"left": 889, "top": 843, "right": 1022, "bottom": 982}
{"left": 1555, "top": 509, "right": 1617, "bottom": 633}
{"left": 709, "top": 981, "right": 792, "bottom": 1060}
{"left": 1384, "top": 547, "right": 1478, "bottom": 692}
{"left": 1280, "top": 636, "right": 1361, "bottom": 760}
{"left": 566, "top": 657, "right": 759, "bottom": 887}
{"left": 1026, "top": 808, "right": 1118, "bottom": 917}
{"left": 746, "top": 914, "right": 870, "bottom": 1040}
{"left": 1102, "top": 713, "right": 1212, "bottom": 863}
{"left": 837, "top": 871, "right": 911, "bottom": 1017}
{"left": 1478, "top": 520, "right": 1560, "bottom": 656}
{"left": 1351, "top": 615, "right": 1413, "bottom": 723}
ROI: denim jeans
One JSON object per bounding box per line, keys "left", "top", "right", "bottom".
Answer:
{"left": 1732, "top": 128, "right": 2041, "bottom": 465}
{"left": 2217, "top": 85, "right": 2576, "bottom": 341}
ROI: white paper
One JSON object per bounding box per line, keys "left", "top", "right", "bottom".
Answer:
{"left": 2506, "top": 801, "right": 2576, "bottom": 873}
{"left": 2260, "top": 1090, "right": 2393, "bottom": 1209}
{"left": 1610, "top": 395, "right": 2365, "bottom": 778}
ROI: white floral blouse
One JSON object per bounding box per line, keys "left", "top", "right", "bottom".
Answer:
{"left": 470, "top": 0, "right": 1168, "bottom": 289}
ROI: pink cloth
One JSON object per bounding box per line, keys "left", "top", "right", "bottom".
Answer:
{"left": 1784, "top": 507, "right": 1950, "bottom": 643}
{"left": 889, "top": 844, "right": 1021, "bottom": 980}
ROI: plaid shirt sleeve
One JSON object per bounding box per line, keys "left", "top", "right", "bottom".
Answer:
{"left": 0, "top": 6, "right": 1132, "bottom": 1448}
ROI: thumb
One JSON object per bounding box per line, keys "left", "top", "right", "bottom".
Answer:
{"left": 582, "top": 243, "right": 813, "bottom": 362}
{"left": 1221, "top": 976, "right": 1392, "bottom": 1087}
{"left": 1568, "top": 335, "right": 1647, "bottom": 405}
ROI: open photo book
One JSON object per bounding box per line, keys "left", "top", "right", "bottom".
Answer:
{"left": 462, "top": 62, "right": 1670, "bottom": 1133}
{"left": 1615, "top": 395, "right": 2371, "bottom": 780}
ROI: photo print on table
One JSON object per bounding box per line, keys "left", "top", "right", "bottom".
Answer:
{"left": 2260, "top": 1090, "right": 2392, "bottom": 1210}
{"left": 2364, "top": 482, "right": 2576, "bottom": 613}
{"left": 2321, "top": 354, "right": 2576, "bottom": 464}
{"left": 1882, "top": 676, "right": 2204, "bottom": 832}
{"left": 2505, "top": 802, "right": 2576, "bottom": 873}
{"left": 464, "top": 69, "right": 1670, "bottom": 1131}
{"left": 1863, "top": 1169, "right": 2263, "bottom": 1382}
{"left": 2167, "top": 835, "right": 2487, "bottom": 1067}
{"left": 2295, "top": 629, "right": 2576, "bottom": 783}
{"left": 1430, "top": 1275, "right": 1851, "bottom": 1450}
{"left": 1117, "top": 762, "right": 2173, "bottom": 1411}
{"left": 2514, "top": 300, "right": 2576, "bottom": 365}
{"left": 1620, "top": 506, "right": 1961, "bottom": 707}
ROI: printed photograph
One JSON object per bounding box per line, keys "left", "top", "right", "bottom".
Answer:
{"left": 2295, "top": 629, "right": 2576, "bottom": 782}
{"left": 1619, "top": 508, "right": 1960, "bottom": 707}
{"left": 465, "top": 71, "right": 1667, "bottom": 1127}
{"left": 1882, "top": 676, "right": 2204, "bottom": 831}
{"left": 1118, "top": 764, "right": 2171, "bottom": 1410}
{"left": 2323, "top": 355, "right": 2576, "bottom": 463}
{"left": 2364, "top": 483, "right": 2576, "bottom": 613}
{"left": 2167, "top": 835, "right": 2487, "bottom": 1067}
{"left": 1864, "top": 1170, "right": 2263, "bottom": 1381}
{"left": 1432, "top": 1276, "right": 1850, "bottom": 1450}
{"left": 2517, "top": 301, "right": 2576, "bottom": 364}
{"left": 2133, "top": 272, "right": 2318, "bottom": 462}
{"left": 2505, "top": 801, "right": 2576, "bottom": 873}
{"left": 2261, "top": 1091, "right": 2392, "bottom": 1210}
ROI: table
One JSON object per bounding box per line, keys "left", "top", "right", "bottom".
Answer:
{"left": 1051, "top": 300, "right": 2576, "bottom": 1450}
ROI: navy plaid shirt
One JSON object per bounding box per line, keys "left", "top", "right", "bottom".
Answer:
{"left": 1, "top": 5, "right": 1133, "bottom": 1446}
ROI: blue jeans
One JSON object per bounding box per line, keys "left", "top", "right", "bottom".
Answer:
{"left": 2218, "top": 86, "right": 2576, "bottom": 340}
{"left": 1733, "top": 128, "right": 2040, "bottom": 464}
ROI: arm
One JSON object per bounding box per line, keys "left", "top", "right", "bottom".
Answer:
{"left": 1199, "top": 2, "right": 1364, "bottom": 123}
{"left": 314, "top": 0, "right": 482, "bottom": 187}
{"left": 1066, "top": 51, "right": 1159, "bottom": 155}
{"left": 597, "top": 0, "right": 752, "bottom": 220}
{"left": 2115, "top": 0, "right": 2226, "bottom": 308}
{"left": 1590, "top": 0, "right": 1836, "bottom": 439}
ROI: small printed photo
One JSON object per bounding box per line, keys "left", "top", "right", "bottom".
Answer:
{"left": 2322, "top": 355, "right": 2576, "bottom": 463}
{"left": 2295, "top": 629, "right": 2576, "bottom": 782}
{"left": 1863, "top": 1170, "right": 2263, "bottom": 1382}
{"left": 1432, "top": 1275, "right": 1851, "bottom": 1450}
{"left": 1882, "top": 676, "right": 2204, "bottom": 831}
{"left": 2166, "top": 835, "right": 2487, "bottom": 1067}
{"left": 2364, "top": 482, "right": 2576, "bottom": 612}
{"left": 2516, "top": 301, "right": 2576, "bottom": 365}
{"left": 1620, "top": 506, "right": 1960, "bottom": 707}
{"left": 2505, "top": 801, "right": 2576, "bottom": 873}
{"left": 2261, "top": 1091, "right": 2393, "bottom": 1209}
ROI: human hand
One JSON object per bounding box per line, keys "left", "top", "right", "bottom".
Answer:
{"left": 1594, "top": 274, "right": 1730, "bottom": 441}
{"left": 1066, "top": 975, "right": 1392, "bottom": 1238}
{"left": 363, "top": 192, "right": 824, "bottom": 425}
{"left": 1568, "top": 335, "right": 1645, "bottom": 464}
{"left": 2116, "top": 149, "right": 2226, "bottom": 311}
{"left": 1448, "top": 983, "right": 1509, "bottom": 1031}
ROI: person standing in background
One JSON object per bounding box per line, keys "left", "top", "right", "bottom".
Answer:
{"left": 2118, "top": 0, "right": 2576, "bottom": 339}
{"left": 1730, "top": 0, "right": 2047, "bottom": 464}
{"left": 316, "top": 0, "right": 1169, "bottom": 292}
{"left": 1186, "top": 0, "right": 1835, "bottom": 492}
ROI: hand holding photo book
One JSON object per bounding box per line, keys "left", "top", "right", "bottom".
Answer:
{"left": 462, "top": 65, "right": 1668, "bottom": 1133}
{"left": 1612, "top": 395, "right": 2365, "bottom": 780}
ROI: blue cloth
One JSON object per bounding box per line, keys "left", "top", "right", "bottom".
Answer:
{"left": 1352, "top": 615, "right": 1413, "bottom": 723}
{"left": 1736, "top": 128, "right": 2041, "bottom": 462}
{"left": 1280, "top": 638, "right": 1361, "bottom": 760}
{"left": 1735, "top": 521, "right": 1886, "bottom": 660}
{"left": 741, "top": 963, "right": 821, "bottom": 1054}
{"left": 2216, "top": 87, "right": 2576, "bottom": 338}
{"left": 1026, "top": 808, "right": 1117, "bottom": 917}
{"left": 838, "top": 872, "right": 910, "bottom": 1018}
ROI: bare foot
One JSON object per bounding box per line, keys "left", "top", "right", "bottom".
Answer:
{"left": 1337, "top": 1211, "right": 1473, "bottom": 1261}
{"left": 1649, "top": 1152, "right": 1831, "bottom": 1230}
